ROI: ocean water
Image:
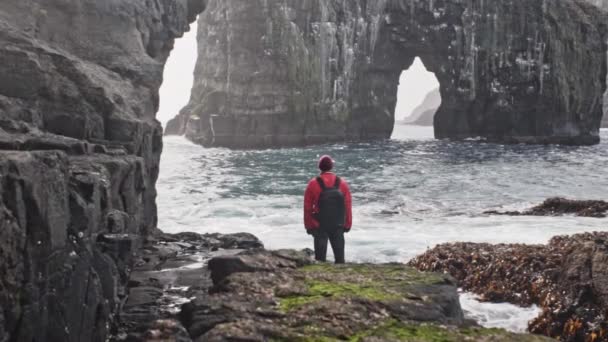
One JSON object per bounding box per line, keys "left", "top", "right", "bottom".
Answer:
{"left": 157, "top": 125, "right": 608, "bottom": 332}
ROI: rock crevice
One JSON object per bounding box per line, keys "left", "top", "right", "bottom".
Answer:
{"left": 180, "top": 247, "right": 552, "bottom": 341}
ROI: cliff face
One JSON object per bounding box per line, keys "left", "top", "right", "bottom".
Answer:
{"left": 168, "top": 0, "right": 607, "bottom": 148}
{"left": 583, "top": 0, "right": 608, "bottom": 127}
{"left": 0, "top": 0, "right": 204, "bottom": 340}
{"left": 599, "top": 0, "right": 608, "bottom": 128}
{"left": 167, "top": 0, "right": 391, "bottom": 146}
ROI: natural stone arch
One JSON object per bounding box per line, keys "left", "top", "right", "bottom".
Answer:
{"left": 167, "top": 0, "right": 607, "bottom": 147}
{"left": 371, "top": 0, "right": 607, "bottom": 144}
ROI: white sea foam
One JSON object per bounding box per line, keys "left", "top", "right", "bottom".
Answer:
{"left": 460, "top": 292, "right": 541, "bottom": 333}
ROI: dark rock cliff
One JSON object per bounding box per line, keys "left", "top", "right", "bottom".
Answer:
{"left": 583, "top": 0, "right": 608, "bottom": 128}
{"left": 0, "top": 1, "right": 205, "bottom": 340}
{"left": 167, "top": 0, "right": 607, "bottom": 148}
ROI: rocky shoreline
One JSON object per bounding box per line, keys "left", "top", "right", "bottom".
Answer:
{"left": 103, "top": 229, "right": 558, "bottom": 342}
{"left": 410, "top": 232, "right": 608, "bottom": 342}
{"left": 108, "top": 198, "right": 608, "bottom": 341}
{"left": 484, "top": 198, "right": 608, "bottom": 218}
{"left": 112, "top": 230, "right": 263, "bottom": 341}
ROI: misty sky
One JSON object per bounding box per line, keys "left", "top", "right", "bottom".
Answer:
{"left": 395, "top": 59, "right": 440, "bottom": 120}
{"left": 157, "top": 21, "right": 439, "bottom": 126}
{"left": 157, "top": 22, "right": 198, "bottom": 126}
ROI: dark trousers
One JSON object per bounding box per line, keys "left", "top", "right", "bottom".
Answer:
{"left": 313, "top": 226, "right": 345, "bottom": 264}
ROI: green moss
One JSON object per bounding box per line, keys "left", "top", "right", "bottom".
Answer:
{"left": 270, "top": 337, "right": 340, "bottom": 342}
{"left": 272, "top": 320, "right": 541, "bottom": 342}
{"left": 270, "top": 315, "right": 552, "bottom": 342}
{"left": 278, "top": 263, "right": 449, "bottom": 312}
{"left": 350, "top": 320, "right": 517, "bottom": 342}
{"left": 349, "top": 321, "right": 449, "bottom": 342}
{"left": 278, "top": 280, "right": 398, "bottom": 312}
{"left": 301, "top": 263, "right": 445, "bottom": 285}
{"left": 300, "top": 337, "right": 341, "bottom": 342}
{"left": 309, "top": 280, "right": 398, "bottom": 300}
{"left": 350, "top": 320, "right": 554, "bottom": 341}
{"left": 300, "top": 263, "right": 336, "bottom": 273}
{"left": 279, "top": 295, "right": 323, "bottom": 312}
{"left": 459, "top": 327, "right": 508, "bottom": 336}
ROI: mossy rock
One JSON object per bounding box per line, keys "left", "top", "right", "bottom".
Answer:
{"left": 350, "top": 321, "right": 554, "bottom": 341}
{"left": 272, "top": 320, "right": 553, "bottom": 342}
{"left": 271, "top": 320, "right": 553, "bottom": 342}
{"left": 278, "top": 263, "right": 449, "bottom": 312}
{"left": 190, "top": 252, "right": 556, "bottom": 341}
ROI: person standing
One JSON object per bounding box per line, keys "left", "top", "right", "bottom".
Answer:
{"left": 303, "top": 155, "right": 352, "bottom": 263}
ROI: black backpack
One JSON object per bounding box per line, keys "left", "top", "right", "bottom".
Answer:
{"left": 316, "top": 176, "right": 346, "bottom": 228}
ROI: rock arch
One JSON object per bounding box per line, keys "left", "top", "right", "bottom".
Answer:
{"left": 167, "top": 0, "right": 607, "bottom": 147}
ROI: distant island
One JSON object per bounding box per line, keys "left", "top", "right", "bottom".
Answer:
{"left": 401, "top": 88, "right": 608, "bottom": 128}
{"left": 399, "top": 88, "right": 441, "bottom": 126}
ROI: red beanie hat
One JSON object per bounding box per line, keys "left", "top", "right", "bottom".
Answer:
{"left": 318, "top": 155, "right": 334, "bottom": 172}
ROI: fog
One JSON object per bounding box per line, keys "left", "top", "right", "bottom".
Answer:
{"left": 157, "top": 22, "right": 438, "bottom": 126}
{"left": 157, "top": 22, "right": 198, "bottom": 126}
{"left": 394, "top": 58, "right": 440, "bottom": 121}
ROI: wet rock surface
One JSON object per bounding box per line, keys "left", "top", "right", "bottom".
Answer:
{"left": 0, "top": 0, "right": 205, "bottom": 340}
{"left": 169, "top": 0, "right": 607, "bottom": 148}
{"left": 409, "top": 232, "right": 608, "bottom": 341}
{"left": 484, "top": 197, "right": 608, "bottom": 218}
{"left": 0, "top": 149, "right": 149, "bottom": 341}
{"left": 112, "top": 230, "right": 262, "bottom": 341}
{"left": 177, "top": 248, "right": 553, "bottom": 341}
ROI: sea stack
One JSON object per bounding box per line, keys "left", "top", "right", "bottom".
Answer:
{"left": 167, "top": 0, "right": 607, "bottom": 148}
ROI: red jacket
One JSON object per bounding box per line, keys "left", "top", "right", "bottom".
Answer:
{"left": 304, "top": 172, "right": 352, "bottom": 231}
